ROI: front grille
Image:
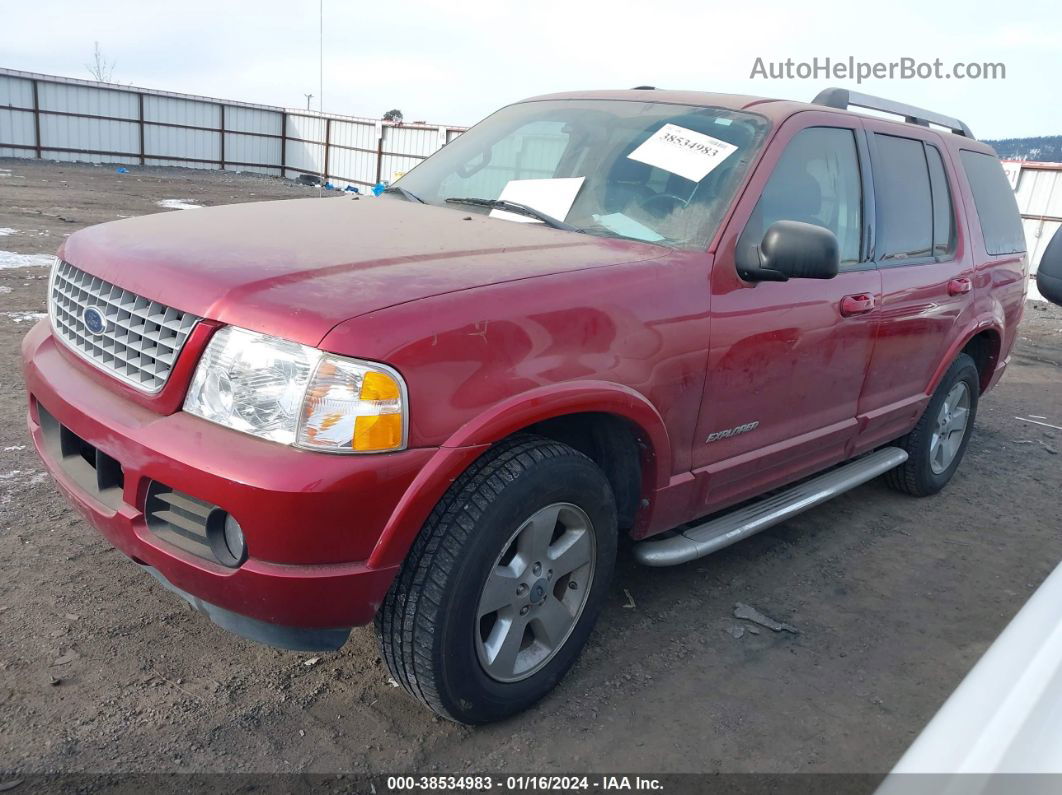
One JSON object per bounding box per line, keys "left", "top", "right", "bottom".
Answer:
{"left": 37, "top": 404, "right": 124, "bottom": 509}
{"left": 50, "top": 260, "right": 201, "bottom": 393}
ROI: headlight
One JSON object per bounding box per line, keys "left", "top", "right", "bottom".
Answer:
{"left": 184, "top": 326, "right": 407, "bottom": 453}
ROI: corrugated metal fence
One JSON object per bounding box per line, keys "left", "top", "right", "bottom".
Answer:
{"left": 1003, "top": 161, "right": 1062, "bottom": 273}
{"left": 0, "top": 67, "right": 466, "bottom": 189}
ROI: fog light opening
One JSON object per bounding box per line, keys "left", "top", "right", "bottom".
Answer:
{"left": 206, "top": 509, "right": 247, "bottom": 568}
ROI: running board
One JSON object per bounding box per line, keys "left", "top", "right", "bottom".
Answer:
{"left": 632, "top": 447, "right": 908, "bottom": 567}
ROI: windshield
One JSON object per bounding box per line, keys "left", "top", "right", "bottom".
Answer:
{"left": 393, "top": 99, "right": 770, "bottom": 249}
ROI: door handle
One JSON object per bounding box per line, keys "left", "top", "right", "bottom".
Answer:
{"left": 948, "top": 277, "right": 973, "bottom": 296}
{"left": 840, "top": 293, "right": 875, "bottom": 317}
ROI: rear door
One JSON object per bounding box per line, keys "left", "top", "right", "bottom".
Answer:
{"left": 693, "top": 113, "right": 882, "bottom": 514}
{"left": 856, "top": 124, "right": 973, "bottom": 448}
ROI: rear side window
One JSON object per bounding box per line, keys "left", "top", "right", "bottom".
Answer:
{"left": 960, "top": 150, "right": 1026, "bottom": 255}
{"left": 926, "top": 145, "right": 956, "bottom": 257}
{"left": 874, "top": 134, "right": 933, "bottom": 261}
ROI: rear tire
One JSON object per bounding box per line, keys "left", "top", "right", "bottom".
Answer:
{"left": 886, "top": 353, "right": 980, "bottom": 497}
{"left": 375, "top": 435, "right": 617, "bottom": 724}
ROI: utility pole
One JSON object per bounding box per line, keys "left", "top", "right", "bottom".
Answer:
{"left": 304, "top": 93, "right": 314, "bottom": 111}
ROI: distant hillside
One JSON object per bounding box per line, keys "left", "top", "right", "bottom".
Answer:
{"left": 983, "top": 136, "right": 1062, "bottom": 162}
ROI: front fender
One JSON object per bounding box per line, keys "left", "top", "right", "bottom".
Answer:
{"left": 367, "top": 380, "right": 671, "bottom": 569}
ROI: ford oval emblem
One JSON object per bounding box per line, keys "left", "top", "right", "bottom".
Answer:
{"left": 82, "top": 306, "right": 105, "bottom": 335}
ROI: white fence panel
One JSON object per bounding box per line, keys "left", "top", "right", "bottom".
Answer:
{"left": 225, "top": 132, "right": 281, "bottom": 170}
{"left": 387, "top": 126, "right": 442, "bottom": 158}
{"left": 41, "top": 114, "right": 139, "bottom": 155}
{"left": 1014, "top": 168, "right": 1062, "bottom": 218}
{"left": 144, "top": 95, "right": 219, "bottom": 128}
{"left": 0, "top": 108, "right": 35, "bottom": 148}
{"left": 328, "top": 148, "right": 377, "bottom": 186}
{"left": 0, "top": 74, "right": 34, "bottom": 108}
{"left": 331, "top": 119, "right": 377, "bottom": 152}
{"left": 287, "top": 114, "right": 325, "bottom": 144}
{"left": 39, "top": 82, "right": 138, "bottom": 120}
{"left": 145, "top": 124, "right": 219, "bottom": 162}
{"left": 225, "top": 106, "right": 282, "bottom": 136}
{"left": 285, "top": 141, "right": 325, "bottom": 175}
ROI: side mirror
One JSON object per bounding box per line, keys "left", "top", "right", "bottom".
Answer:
{"left": 740, "top": 220, "right": 840, "bottom": 282}
{"left": 1036, "top": 228, "right": 1062, "bottom": 306}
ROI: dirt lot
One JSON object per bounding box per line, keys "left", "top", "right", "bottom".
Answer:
{"left": 1, "top": 157, "right": 1060, "bottom": 776}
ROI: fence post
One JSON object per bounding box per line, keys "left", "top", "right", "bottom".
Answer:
{"left": 219, "top": 104, "right": 226, "bottom": 170}
{"left": 280, "top": 111, "right": 287, "bottom": 177}
{"left": 375, "top": 122, "right": 384, "bottom": 185}
{"left": 138, "top": 93, "right": 146, "bottom": 165}
{"left": 31, "top": 79, "right": 42, "bottom": 159}
{"left": 323, "top": 117, "right": 331, "bottom": 184}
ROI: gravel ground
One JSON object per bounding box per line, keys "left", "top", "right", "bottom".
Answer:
{"left": 0, "top": 158, "right": 1060, "bottom": 776}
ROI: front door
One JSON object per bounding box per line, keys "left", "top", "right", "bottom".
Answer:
{"left": 692, "top": 115, "right": 881, "bottom": 514}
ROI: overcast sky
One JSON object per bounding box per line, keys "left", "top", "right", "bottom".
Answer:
{"left": 2, "top": 0, "right": 1058, "bottom": 138}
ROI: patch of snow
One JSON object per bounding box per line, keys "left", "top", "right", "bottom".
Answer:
{"left": 3, "top": 311, "right": 47, "bottom": 323}
{"left": 0, "top": 228, "right": 17, "bottom": 237}
{"left": 156, "top": 199, "right": 201, "bottom": 210}
{"left": 0, "top": 251, "right": 54, "bottom": 269}
{"left": 0, "top": 469, "right": 48, "bottom": 504}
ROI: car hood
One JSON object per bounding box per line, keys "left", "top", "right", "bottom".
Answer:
{"left": 61, "top": 197, "right": 665, "bottom": 346}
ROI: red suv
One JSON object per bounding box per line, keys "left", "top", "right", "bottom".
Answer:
{"left": 22, "top": 87, "right": 1027, "bottom": 723}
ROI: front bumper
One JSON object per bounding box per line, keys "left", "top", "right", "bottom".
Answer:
{"left": 22, "top": 321, "right": 435, "bottom": 640}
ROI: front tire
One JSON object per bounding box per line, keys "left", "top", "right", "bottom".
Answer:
{"left": 886, "top": 353, "right": 980, "bottom": 497}
{"left": 375, "top": 435, "right": 617, "bottom": 724}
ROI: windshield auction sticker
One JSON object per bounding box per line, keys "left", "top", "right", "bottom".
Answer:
{"left": 627, "top": 124, "right": 738, "bottom": 182}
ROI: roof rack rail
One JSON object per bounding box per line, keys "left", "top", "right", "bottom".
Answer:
{"left": 630, "top": 85, "right": 657, "bottom": 90}
{"left": 812, "top": 87, "right": 974, "bottom": 139}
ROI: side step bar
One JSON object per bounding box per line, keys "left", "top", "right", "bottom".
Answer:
{"left": 632, "top": 447, "right": 908, "bottom": 567}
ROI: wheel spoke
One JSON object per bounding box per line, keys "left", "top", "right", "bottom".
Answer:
{"left": 530, "top": 596, "right": 574, "bottom": 649}
{"left": 548, "top": 528, "right": 592, "bottom": 578}
{"left": 946, "top": 407, "right": 969, "bottom": 436}
{"left": 478, "top": 568, "right": 520, "bottom": 617}
{"left": 944, "top": 429, "right": 963, "bottom": 464}
{"left": 518, "top": 503, "right": 562, "bottom": 562}
{"left": 483, "top": 614, "right": 527, "bottom": 676}
{"left": 932, "top": 436, "right": 946, "bottom": 470}
{"left": 945, "top": 384, "right": 967, "bottom": 415}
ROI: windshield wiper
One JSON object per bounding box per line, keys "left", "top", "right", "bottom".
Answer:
{"left": 382, "top": 186, "right": 425, "bottom": 203}
{"left": 444, "top": 197, "right": 579, "bottom": 232}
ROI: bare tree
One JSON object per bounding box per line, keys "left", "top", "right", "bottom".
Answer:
{"left": 86, "top": 42, "right": 115, "bottom": 83}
